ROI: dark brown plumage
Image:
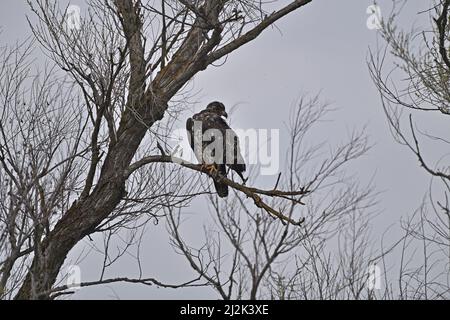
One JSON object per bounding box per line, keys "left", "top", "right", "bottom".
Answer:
{"left": 186, "top": 101, "right": 246, "bottom": 197}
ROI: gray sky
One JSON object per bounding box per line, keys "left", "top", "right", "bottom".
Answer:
{"left": 1, "top": 0, "right": 443, "bottom": 299}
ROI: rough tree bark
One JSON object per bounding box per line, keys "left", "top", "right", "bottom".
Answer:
{"left": 14, "top": 0, "right": 312, "bottom": 299}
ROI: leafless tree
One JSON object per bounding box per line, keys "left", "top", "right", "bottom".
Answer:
{"left": 369, "top": 0, "right": 450, "bottom": 299}
{"left": 165, "top": 0, "right": 450, "bottom": 300}
{"left": 166, "top": 96, "right": 382, "bottom": 299}
{"left": 0, "top": 0, "right": 316, "bottom": 299}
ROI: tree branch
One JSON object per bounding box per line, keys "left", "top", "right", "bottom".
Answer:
{"left": 435, "top": 0, "right": 450, "bottom": 70}
{"left": 206, "top": 0, "right": 312, "bottom": 64}
{"left": 126, "top": 155, "right": 307, "bottom": 226}
{"left": 48, "top": 275, "right": 206, "bottom": 298}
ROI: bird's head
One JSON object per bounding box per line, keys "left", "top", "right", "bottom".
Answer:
{"left": 206, "top": 101, "right": 228, "bottom": 118}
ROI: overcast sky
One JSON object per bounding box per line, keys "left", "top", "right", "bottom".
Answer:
{"left": 1, "top": 0, "right": 443, "bottom": 299}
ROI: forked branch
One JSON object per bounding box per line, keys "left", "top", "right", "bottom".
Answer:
{"left": 126, "top": 155, "right": 308, "bottom": 226}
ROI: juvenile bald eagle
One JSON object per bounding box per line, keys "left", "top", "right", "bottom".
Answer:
{"left": 186, "top": 101, "right": 246, "bottom": 197}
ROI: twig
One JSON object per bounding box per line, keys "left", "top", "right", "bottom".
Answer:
{"left": 47, "top": 275, "right": 206, "bottom": 298}
{"left": 126, "top": 155, "right": 307, "bottom": 226}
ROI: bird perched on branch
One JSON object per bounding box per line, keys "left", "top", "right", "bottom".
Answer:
{"left": 186, "top": 101, "right": 246, "bottom": 197}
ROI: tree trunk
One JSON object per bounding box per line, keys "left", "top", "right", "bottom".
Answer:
{"left": 15, "top": 117, "right": 149, "bottom": 299}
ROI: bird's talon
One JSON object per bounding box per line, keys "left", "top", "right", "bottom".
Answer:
{"left": 201, "top": 164, "right": 218, "bottom": 176}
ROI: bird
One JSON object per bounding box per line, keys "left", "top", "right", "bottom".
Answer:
{"left": 186, "top": 101, "right": 246, "bottom": 197}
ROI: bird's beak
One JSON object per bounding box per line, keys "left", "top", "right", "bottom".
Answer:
{"left": 222, "top": 111, "right": 228, "bottom": 118}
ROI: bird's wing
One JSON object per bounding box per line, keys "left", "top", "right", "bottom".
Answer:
{"left": 186, "top": 117, "right": 194, "bottom": 148}
{"left": 186, "top": 116, "right": 203, "bottom": 162}
{"left": 188, "top": 112, "right": 229, "bottom": 197}
{"left": 209, "top": 116, "right": 246, "bottom": 171}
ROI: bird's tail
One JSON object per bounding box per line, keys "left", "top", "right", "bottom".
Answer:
{"left": 214, "top": 180, "right": 229, "bottom": 198}
{"left": 214, "top": 165, "right": 228, "bottom": 197}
